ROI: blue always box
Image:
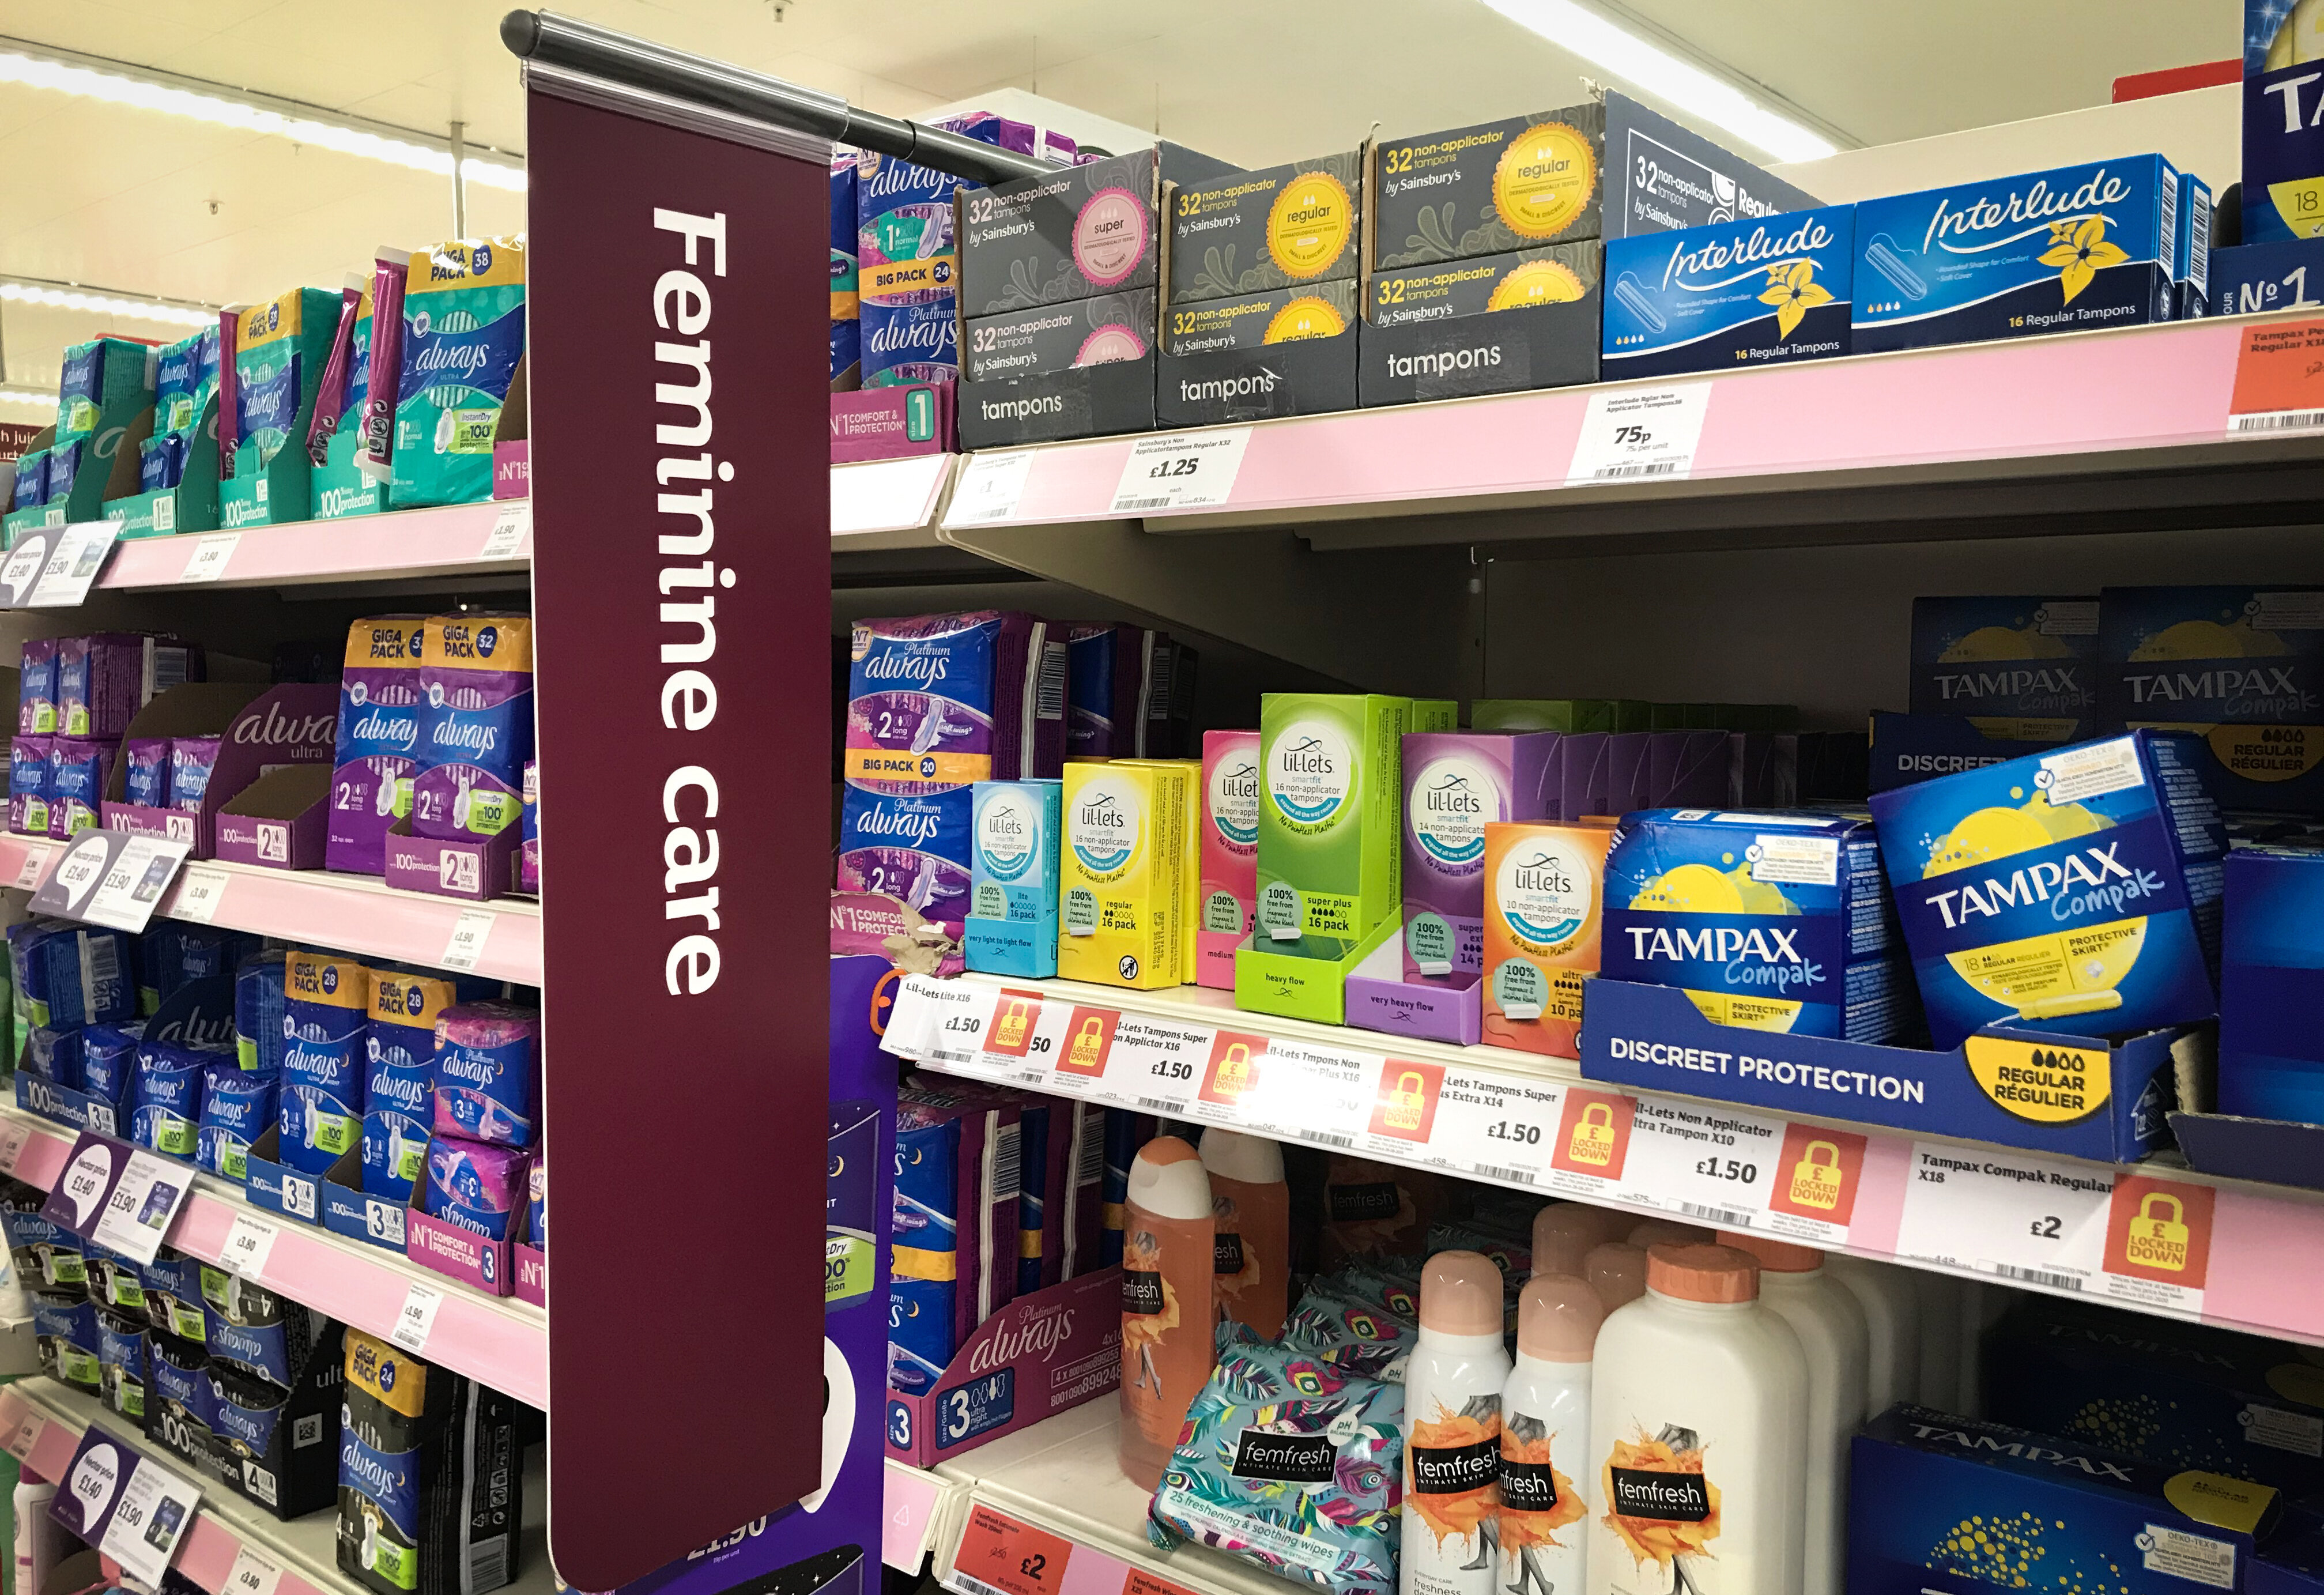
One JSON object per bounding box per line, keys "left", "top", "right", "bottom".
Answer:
{"left": 1603, "top": 205, "right": 1855, "bottom": 378}
{"left": 964, "top": 779, "right": 1061, "bottom": 978}
{"left": 1854, "top": 157, "right": 2181, "bottom": 355}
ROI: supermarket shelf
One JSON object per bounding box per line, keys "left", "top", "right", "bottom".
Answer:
{"left": 931, "top": 1403, "right": 1291, "bottom": 1595}
{"left": 0, "top": 1106, "right": 548, "bottom": 1410}
{"left": 833, "top": 454, "right": 956, "bottom": 544}
{"left": 886, "top": 1458, "right": 971, "bottom": 1574}
{"left": 885, "top": 971, "right": 2324, "bottom": 1348}
{"left": 0, "top": 1376, "right": 549, "bottom": 1595}
{"left": 97, "top": 501, "right": 531, "bottom": 593}
{"left": 0, "top": 835, "right": 543, "bottom": 986}
{"left": 937, "top": 315, "right": 2324, "bottom": 556}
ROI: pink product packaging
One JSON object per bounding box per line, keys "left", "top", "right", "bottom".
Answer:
{"left": 305, "top": 278, "right": 364, "bottom": 465}
{"left": 431, "top": 1001, "right": 539, "bottom": 1149}
{"left": 1198, "top": 730, "right": 1260, "bottom": 989}
{"left": 124, "top": 738, "right": 172, "bottom": 808}
{"left": 423, "top": 1133, "right": 531, "bottom": 1242}
{"left": 1401, "top": 731, "right": 1562, "bottom": 983}
{"left": 168, "top": 736, "right": 222, "bottom": 811}
{"left": 355, "top": 248, "right": 408, "bottom": 482}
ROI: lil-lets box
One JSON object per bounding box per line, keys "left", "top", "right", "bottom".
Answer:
{"left": 1604, "top": 205, "right": 1855, "bottom": 378}
{"left": 1256, "top": 695, "right": 1440, "bottom": 951}
{"left": 1400, "top": 731, "right": 1561, "bottom": 982}
{"left": 1482, "top": 820, "right": 1612, "bottom": 1059}
{"left": 1854, "top": 157, "right": 2181, "bottom": 355}
{"left": 964, "top": 779, "right": 1061, "bottom": 979}
{"left": 1198, "top": 731, "right": 1259, "bottom": 990}
{"left": 1057, "top": 760, "right": 1187, "bottom": 990}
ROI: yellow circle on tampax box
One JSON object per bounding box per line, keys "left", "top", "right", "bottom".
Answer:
{"left": 1487, "top": 258, "right": 1588, "bottom": 311}
{"left": 1263, "top": 295, "right": 1347, "bottom": 342}
{"left": 1265, "top": 171, "right": 1355, "bottom": 278}
{"left": 1493, "top": 121, "right": 1598, "bottom": 240}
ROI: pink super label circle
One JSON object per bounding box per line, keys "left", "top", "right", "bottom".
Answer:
{"left": 1073, "top": 187, "right": 1149, "bottom": 286}
{"left": 1076, "top": 324, "right": 1149, "bottom": 365}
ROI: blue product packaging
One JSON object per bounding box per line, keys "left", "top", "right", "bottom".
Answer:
{"left": 32, "top": 1290, "right": 100, "bottom": 1389}
{"left": 12, "top": 922, "right": 134, "bottom": 1028}
{"left": 965, "top": 779, "right": 1062, "bottom": 978}
{"left": 429, "top": 1000, "right": 538, "bottom": 1149}
{"left": 889, "top": 1084, "right": 1021, "bottom": 1396}
{"left": 84, "top": 1241, "right": 145, "bottom": 1315}
{"left": 10, "top": 450, "right": 44, "bottom": 510}
{"left": 1870, "top": 711, "right": 2072, "bottom": 795}
{"left": 861, "top": 296, "right": 959, "bottom": 389}
{"left": 8, "top": 736, "right": 49, "bottom": 835}
{"left": 2097, "top": 585, "right": 2324, "bottom": 815}
{"left": 527, "top": 1157, "right": 545, "bottom": 1253}
{"left": 390, "top": 239, "right": 525, "bottom": 509}
{"left": 2209, "top": 238, "right": 2324, "bottom": 315}
{"left": 1603, "top": 204, "right": 1855, "bottom": 378}
{"left": 1869, "top": 730, "right": 2226, "bottom": 1050}
{"left": 236, "top": 950, "right": 288, "bottom": 1073}
{"left": 1854, "top": 156, "right": 2182, "bottom": 355}
{"left": 80, "top": 1021, "right": 144, "bottom": 1108}
{"left": 22, "top": 1026, "right": 84, "bottom": 1090}
{"left": 133, "top": 1040, "right": 214, "bottom": 1159}
{"left": 2176, "top": 170, "right": 2212, "bottom": 310}
{"left": 199, "top": 1061, "right": 275, "bottom": 1182}
{"left": 146, "top": 1333, "right": 216, "bottom": 1447}
{"left": 421, "top": 1134, "right": 529, "bottom": 1240}
{"left": 138, "top": 432, "right": 184, "bottom": 493}
{"left": 837, "top": 784, "right": 975, "bottom": 929}
{"left": 1600, "top": 808, "right": 1908, "bottom": 1040}
{"left": 1, "top": 1182, "right": 84, "bottom": 1292}
{"left": 201, "top": 1270, "right": 321, "bottom": 1388}
{"left": 45, "top": 440, "right": 81, "bottom": 506}
{"left": 2245, "top": 0, "right": 2324, "bottom": 245}
{"left": 141, "top": 1250, "right": 211, "bottom": 1344}
{"left": 412, "top": 613, "right": 534, "bottom": 842}
{"left": 97, "top": 1307, "right": 146, "bottom": 1420}
{"left": 1847, "top": 1405, "right": 2280, "bottom": 1595}
{"left": 1066, "top": 625, "right": 1159, "bottom": 759}
{"left": 47, "top": 737, "right": 114, "bottom": 838}
{"left": 1099, "top": 1108, "right": 1156, "bottom": 1267}
{"left": 2219, "top": 844, "right": 2324, "bottom": 1123}
{"left": 361, "top": 967, "right": 476, "bottom": 1201}
{"left": 124, "top": 737, "right": 169, "bottom": 806}
{"left": 280, "top": 951, "right": 367, "bottom": 1176}
{"left": 141, "top": 923, "right": 256, "bottom": 1013}
{"left": 1910, "top": 595, "right": 2101, "bottom": 741}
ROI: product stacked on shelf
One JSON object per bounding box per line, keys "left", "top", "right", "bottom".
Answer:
{"left": 11, "top": 634, "right": 207, "bottom": 838}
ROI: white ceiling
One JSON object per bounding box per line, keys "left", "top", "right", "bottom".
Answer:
{"left": 0, "top": 0, "right": 2241, "bottom": 389}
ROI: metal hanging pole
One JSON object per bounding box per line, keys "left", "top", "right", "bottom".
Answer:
{"left": 450, "top": 119, "right": 468, "bottom": 236}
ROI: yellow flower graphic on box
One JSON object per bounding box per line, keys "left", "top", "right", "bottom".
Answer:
{"left": 2037, "top": 218, "right": 2129, "bottom": 306}
{"left": 1757, "top": 260, "right": 1833, "bottom": 340}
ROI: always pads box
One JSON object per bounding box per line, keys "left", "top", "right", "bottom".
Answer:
{"left": 2219, "top": 844, "right": 2324, "bottom": 1123}
{"left": 1910, "top": 595, "right": 2101, "bottom": 742}
{"left": 961, "top": 289, "right": 1156, "bottom": 381}
{"left": 1985, "top": 1297, "right": 2324, "bottom": 1496}
{"left": 1598, "top": 808, "right": 1908, "bottom": 1042}
{"left": 2209, "top": 238, "right": 2324, "bottom": 315}
{"left": 2244, "top": 0, "right": 2324, "bottom": 244}
{"left": 144, "top": 1316, "right": 345, "bottom": 1521}
{"left": 1168, "top": 150, "right": 1364, "bottom": 304}
{"left": 1870, "top": 730, "right": 2226, "bottom": 1050}
{"left": 337, "top": 1328, "right": 522, "bottom": 1595}
{"left": 884, "top": 1268, "right": 1121, "bottom": 1466}
{"left": 889, "top": 1081, "right": 1021, "bottom": 1397}
{"left": 2097, "top": 585, "right": 2324, "bottom": 815}
{"left": 1374, "top": 103, "right": 1606, "bottom": 265}
{"left": 1854, "top": 156, "right": 2182, "bottom": 355}
{"left": 843, "top": 613, "right": 1069, "bottom": 795}
{"left": 959, "top": 142, "right": 1236, "bottom": 315}
{"left": 1066, "top": 625, "right": 1161, "bottom": 760}
{"left": 1604, "top": 205, "right": 1854, "bottom": 379}
{"left": 1848, "top": 1405, "right": 2279, "bottom": 1595}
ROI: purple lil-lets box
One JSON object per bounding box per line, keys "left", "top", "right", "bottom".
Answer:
{"left": 1401, "top": 732, "right": 1561, "bottom": 983}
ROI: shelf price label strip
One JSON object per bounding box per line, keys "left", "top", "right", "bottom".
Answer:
{"left": 946, "top": 1500, "right": 1198, "bottom": 1595}
{"left": 884, "top": 977, "right": 2257, "bottom": 1334}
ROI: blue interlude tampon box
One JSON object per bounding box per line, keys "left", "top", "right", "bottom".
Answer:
{"left": 1854, "top": 156, "right": 2181, "bottom": 355}
{"left": 1602, "top": 205, "right": 1855, "bottom": 378}
{"left": 964, "top": 779, "right": 1061, "bottom": 977}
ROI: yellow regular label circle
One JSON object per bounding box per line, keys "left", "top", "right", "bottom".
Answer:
{"left": 1488, "top": 258, "right": 1588, "bottom": 311}
{"left": 1266, "top": 172, "right": 1354, "bottom": 278}
{"left": 1494, "top": 122, "right": 1598, "bottom": 240}
{"left": 1263, "top": 296, "right": 1347, "bottom": 342}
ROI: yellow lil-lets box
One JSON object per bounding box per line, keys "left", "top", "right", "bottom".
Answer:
{"left": 1482, "top": 820, "right": 1612, "bottom": 1059}
{"left": 1059, "top": 761, "right": 1190, "bottom": 989}
{"left": 1113, "top": 759, "right": 1204, "bottom": 983}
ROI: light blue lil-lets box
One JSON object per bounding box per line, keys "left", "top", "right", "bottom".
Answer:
{"left": 964, "top": 779, "right": 1061, "bottom": 977}
{"left": 1854, "top": 156, "right": 2182, "bottom": 355}
{"left": 1603, "top": 205, "right": 1856, "bottom": 379}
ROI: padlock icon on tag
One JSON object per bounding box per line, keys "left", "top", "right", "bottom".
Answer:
{"left": 1383, "top": 1070, "right": 1428, "bottom": 1133}
{"left": 1788, "top": 1140, "right": 1846, "bottom": 1211}
{"left": 991, "top": 1000, "right": 1031, "bottom": 1052}
{"left": 2124, "top": 1191, "right": 2191, "bottom": 1272}
{"left": 1215, "top": 1042, "right": 1255, "bottom": 1098}
{"left": 1566, "top": 1102, "right": 1618, "bottom": 1167}
{"left": 1068, "top": 1016, "right": 1106, "bottom": 1071}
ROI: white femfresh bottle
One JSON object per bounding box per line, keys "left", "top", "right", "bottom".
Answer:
{"left": 1583, "top": 1243, "right": 1647, "bottom": 1313}
{"left": 1587, "top": 1245, "right": 1807, "bottom": 1595}
{"left": 1913, "top": 1269, "right": 1963, "bottom": 1411}
{"left": 1624, "top": 1218, "right": 1711, "bottom": 1251}
{"left": 1723, "top": 1233, "right": 1868, "bottom": 1595}
{"left": 1823, "top": 1254, "right": 1920, "bottom": 1419}
{"left": 1499, "top": 1274, "right": 1601, "bottom": 1595}
{"left": 1404, "top": 1251, "right": 1512, "bottom": 1595}
{"left": 1532, "top": 1204, "right": 1631, "bottom": 1280}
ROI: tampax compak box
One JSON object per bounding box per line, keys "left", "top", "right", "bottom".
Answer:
{"left": 1198, "top": 731, "right": 1259, "bottom": 990}
{"left": 2243, "top": 0, "right": 2324, "bottom": 245}
{"left": 1057, "top": 759, "right": 1188, "bottom": 989}
{"left": 1374, "top": 104, "right": 1605, "bottom": 266}
{"left": 960, "top": 143, "right": 1236, "bottom": 315}
{"left": 1854, "top": 156, "right": 2182, "bottom": 355}
{"left": 1909, "top": 595, "right": 2100, "bottom": 742}
{"left": 1481, "top": 820, "right": 1612, "bottom": 1059}
{"left": 2208, "top": 238, "right": 2324, "bottom": 315}
{"left": 1868, "top": 711, "right": 2066, "bottom": 795}
{"left": 1869, "top": 730, "right": 2226, "bottom": 1051}
{"left": 1604, "top": 205, "right": 1855, "bottom": 379}
{"left": 2097, "top": 585, "right": 2324, "bottom": 815}
{"left": 964, "top": 779, "right": 1061, "bottom": 979}
{"left": 1847, "top": 1405, "right": 2279, "bottom": 1595}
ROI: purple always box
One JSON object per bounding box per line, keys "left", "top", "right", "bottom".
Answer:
{"left": 101, "top": 683, "right": 316, "bottom": 858}
{"left": 830, "top": 384, "right": 953, "bottom": 462}
{"left": 492, "top": 439, "right": 528, "bottom": 500}
{"left": 406, "top": 1200, "right": 515, "bottom": 1296}
{"left": 884, "top": 1267, "right": 1120, "bottom": 1466}
{"left": 382, "top": 810, "right": 519, "bottom": 901}
{"left": 514, "top": 1237, "right": 544, "bottom": 1307}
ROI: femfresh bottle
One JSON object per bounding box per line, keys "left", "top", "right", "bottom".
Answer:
{"left": 1722, "top": 1234, "right": 1868, "bottom": 1595}
{"left": 1587, "top": 1245, "right": 1808, "bottom": 1595}
{"left": 1533, "top": 1202, "right": 1631, "bottom": 1280}
{"left": 1118, "top": 1137, "right": 1216, "bottom": 1488}
{"left": 1583, "top": 1243, "right": 1647, "bottom": 1313}
{"left": 1499, "top": 1274, "right": 1602, "bottom": 1595}
{"left": 1404, "top": 1252, "right": 1512, "bottom": 1595}
{"left": 1625, "top": 1219, "right": 1711, "bottom": 1251}
{"left": 1199, "top": 1128, "right": 1289, "bottom": 1339}
{"left": 1823, "top": 1254, "right": 1921, "bottom": 1418}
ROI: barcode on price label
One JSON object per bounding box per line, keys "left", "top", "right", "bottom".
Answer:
{"left": 480, "top": 501, "right": 530, "bottom": 560}
{"left": 169, "top": 865, "right": 229, "bottom": 924}
{"left": 0, "top": 1121, "right": 32, "bottom": 1176}
{"left": 2229, "top": 408, "right": 2324, "bottom": 435}
{"left": 220, "top": 1212, "right": 280, "bottom": 1279}
{"left": 179, "top": 534, "right": 240, "bottom": 583}
{"left": 12, "top": 849, "right": 46, "bottom": 889}
{"left": 442, "top": 908, "right": 495, "bottom": 972}
{"left": 391, "top": 1281, "right": 444, "bottom": 1353}
{"left": 225, "top": 1544, "right": 285, "bottom": 1595}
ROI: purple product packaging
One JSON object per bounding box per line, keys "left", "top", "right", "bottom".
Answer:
{"left": 413, "top": 613, "right": 534, "bottom": 843}
{"left": 133, "top": 1040, "right": 214, "bottom": 1160}
{"left": 1402, "top": 731, "right": 1564, "bottom": 982}
{"left": 1067, "top": 624, "right": 1159, "bottom": 759}
{"left": 889, "top": 1081, "right": 1022, "bottom": 1396}
{"left": 354, "top": 248, "right": 408, "bottom": 483}
{"left": 168, "top": 736, "right": 221, "bottom": 810}
{"left": 431, "top": 1001, "right": 539, "bottom": 1149}
{"left": 281, "top": 951, "right": 367, "bottom": 1177}
{"left": 857, "top": 112, "right": 1070, "bottom": 272}
{"left": 423, "top": 1133, "right": 529, "bottom": 1240}
{"left": 528, "top": 1157, "right": 545, "bottom": 1252}
{"left": 861, "top": 296, "right": 960, "bottom": 389}
{"left": 58, "top": 633, "right": 201, "bottom": 740}
{"left": 329, "top": 616, "right": 425, "bottom": 875}
{"left": 844, "top": 612, "right": 1067, "bottom": 794}
{"left": 19, "top": 639, "right": 56, "bottom": 735}
{"left": 305, "top": 278, "right": 364, "bottom": 463}
{"left": 10, "top": 737, "right": 51, "bottom": 835}
{"left": 835, "top": 785, "right": 974, "bottom": 932}
{"left": 124, "top": 738, "right": 171, "bottom": 807}
{"left": 519, "top": 759, "right": 538, "bottom": 894}
{"left": 48, "top": 737, "right": 116, "bottom": 838}
{"left": 1647, "top": 729, "right": 1733, "bottom": 806}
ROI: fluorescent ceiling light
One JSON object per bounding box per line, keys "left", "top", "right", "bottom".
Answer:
{"left": 1478, "top": 0, "right": 1839, "bottom": 163}
{"left": 0, "top": 280, "right": 214, "bottom": 329}
{"left": 0, "top": 40, "right": 526, "bottom": 191}
{"left": 0, "top": 389, "right": 54, "bottom": 411}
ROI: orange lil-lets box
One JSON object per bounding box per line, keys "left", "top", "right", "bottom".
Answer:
{"left": 1482, "top": 820, "right": 1613, "bottom": 1057}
